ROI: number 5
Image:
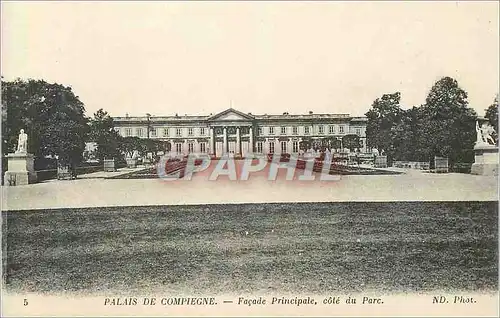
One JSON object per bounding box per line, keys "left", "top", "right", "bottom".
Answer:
{"left": 23, "top": 299, "right": 28, "bottom": 306}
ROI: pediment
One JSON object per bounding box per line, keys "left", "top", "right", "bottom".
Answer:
{"left": 207, "top": 108, "right": 254, "bottom": 121}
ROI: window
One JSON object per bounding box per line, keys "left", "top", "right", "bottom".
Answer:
{"left": 114, "top": 127, "right": 121, "bottom": 134}
{"left": 176, "top": 128, "right": 182, "bottom": 137}
{"left": 151, "top": 128, "right": 157, "bottom": 137}
{"left": 257, "top": 142, "right": 263, "bottom": 153}
{"left": 281, "top": 141, "right": 287, "bottom": 153}
{"left": 339, "top": 126, "right": 344, "bottom": 133}
{"left": 136, "top": 128, "right": 143, "bottom": 137}
{"left": 188, "top": 128, "right": 194, "bottom": 136}
{"left": 319, "top": 125, "right": 324, "bottom": 134}
{"left": 188, "top": 142, "right": 194, "bottom": 153}
{"left": 356, "top": 128, "right": 361, "bottom": 136}
{"left": 304, "top": 126, "right": 310, "bottom": 135}
{"left": 269, "top": 127, "right": 275, "bottom": 135}
{"left": 293, "top": 141, "right": 299, "bottom": 153}
{"left": 281, "top": 127, "right": 287, "bottom": 135}
{"left": 269, "top": 142, "right": 275, "bottom": 153}
{"left": 163, "top": 128, "right": 169, "bottom": 137}
{"left": 200, "top": 127, "right": 205, "bottom": 136}
{"left": 200, "top": 142, "right": 206, "bottom": 153}
{"left": 175, "top": 143, "right": 183, "bottom": 153}
{"left": 292, "top": 126, "right": 298, "bottom": 135}
{"left": 258, "top": 127, "right": 263, "bottom": 135}
{"left": 125, "top": 128, "right": 132, "bottom": 137}
{"left": 329, "top": 125, "right": 335, "bottom": 134}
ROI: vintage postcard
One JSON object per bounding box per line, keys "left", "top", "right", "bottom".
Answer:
{"left": 1, "top": 1, "right": 499, "bottom": 317}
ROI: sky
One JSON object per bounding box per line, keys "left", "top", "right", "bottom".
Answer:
{"left": 1, "top": 1, "right": 498, "bottom": 117}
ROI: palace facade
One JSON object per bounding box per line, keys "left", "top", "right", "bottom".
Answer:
{"left": 112, "top": 108, "right": 368, "bottom": 157}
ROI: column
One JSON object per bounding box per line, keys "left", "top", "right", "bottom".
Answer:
{"left": 236, "top": 127, "right": 241, "bottom": 156}
{"left": 249, "top": 126, "right": 254, "bottom": 154}
{"left": 223, "top": 127, "right": 228, "bottom": 155}
{"left": 209, "top": 127, "right": 215, "bottom": 156}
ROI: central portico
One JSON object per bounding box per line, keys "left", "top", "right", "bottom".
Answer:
{"left": 207, "top": 108, "right": 255, "bottom": 157}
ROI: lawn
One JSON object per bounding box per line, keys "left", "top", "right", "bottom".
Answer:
{"left": 2, "top": 202, "right": 498, "bottom": 295}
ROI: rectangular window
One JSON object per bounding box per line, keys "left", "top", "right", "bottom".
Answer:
{"left": 304, "top": 126, "right": 310, "bottom": 135}
{"left": 150, "top": 128, "right": 157, "bottom": 137}
{"left": 269, "top": 127, "right": 275, "bottom": 135}
{"left": 269, "top": 142, "right": 275, "bottom": 153}
{"left": 188, "top": 128, "right": 194, "bottom": 136}
{"left": 281, "top": 141, "right": 287, "bottom": 153}
{"left": 293, "top": 141, "right": 299, "bottom": 153}
{"left": 136, "top": 128, "right": 143, "bottom": 137}
{"left": 329, "top": 125, "right": 335, "bottom": 134}
{"left": 356, "top": 128, "right": 361, "bottom": 136}
{"left": 281, "top": 127, "right": 286, "bottom": 135}
{"left": 175, "top": 143, "right": 183, "bottom": 153}
{"left": 200, "top": 127, "right": 205, "bottom": 136}
{"left": 200, "top": 142, "right": 206, "bottom": 153}
{"left": 257, "top": 141, "right": 263, "bottom": 153}
{"left": 125, "top": 128, "right": 132, "bottom": 137}
{"left": 176, "top": 128, "right": 182, "bottom": 137}
{"left": 319, "top": 126, "right": 324, "bottom": 134}
{"left": 292, "top": 126, "right": 298, "bottom": 135}
{"left": 258, "top": 127, "right": 263, "bottom": 135}
{"left": 339, "top": 126, "right": 344, "bottom": 133}
{"left": 163, "top": 128, "right": 169, "bottom": 137}
{"left": 188, "top": 143, "right": 194, "bottom": 153}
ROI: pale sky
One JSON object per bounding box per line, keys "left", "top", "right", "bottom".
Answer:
{"left": 1, "top": 1, "right": 498, "bottom": 117}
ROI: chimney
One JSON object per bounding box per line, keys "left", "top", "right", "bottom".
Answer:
{"left": 125, "top": 113, "right": 129, "bottom": 118}
{"left": 309, "top": 111, "right": 313, "bottom": 115}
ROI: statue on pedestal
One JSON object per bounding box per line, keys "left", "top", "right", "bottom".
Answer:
{"left": 476, "top": 121, "right": 496, "bottom": 146}
{"left": 16, "top": 129, "right": 28, "bottom": 153}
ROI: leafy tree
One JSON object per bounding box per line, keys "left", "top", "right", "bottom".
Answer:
{"left": 365, "top": 92, "right": 403, "bottom": 160}
{"left": 1, "top": 78, "right": 89, "bottom": 166}
{"left": 390, "top": 106, "right": 424, "bottom": 161}
{"left": 119, "top": 136, "right": 142, "bottom": 159}
{"left": 89, "top": 108, "right": 122, "bottom": 162}
{"left": 485, "top": 95, "right": 498, "bottom": 140}
{"left": 418, "top": 77, "right": 477, "bottom": 164}
{"left": 342, "top": 134, "right": 361, "bottom": 151}
{"left": 299, "top": 137, "right": 313, "bottom": 150}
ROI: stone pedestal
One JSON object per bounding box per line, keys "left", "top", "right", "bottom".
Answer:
{"left": 103, "top": 159, "right": 116, "bottom": 172}
{"left": 434, "top": 156, "right": 449, "bottom": 173}
{"left": 4, "top": 152, "right": 37, "bottom": 186}
{"left": 374, "top": 155, "right": 387, "bottom": 168}
{"left": 126, "top": 158, "right": 137, "bottom": 168}
{"left": 471, "top": 144, "right": 498, "bottom": 176}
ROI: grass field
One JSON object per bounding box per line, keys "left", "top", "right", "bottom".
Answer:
{"left": 2, "top": 202, "right": 498, "bottom": 295}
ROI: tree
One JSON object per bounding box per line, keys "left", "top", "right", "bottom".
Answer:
{"left": 1, "top": 78, "right": 89, "bottom": 166}
{"left": 365, "top": 92, "right": 403, "bottom": 160}
{"left": 299, "top": 137, "right": 313, "bottom": 150}
{"left": 89, "top": 108, "right": 122, "bottom": 162}
{"left": 119, "top": 136, "right": 142, "bottom": 159}
{"left": 342, "top": 134, "right": 361, "bottom": 151}
{"left": 485, "top": 95, "right": 498, "bottom": 140}
{"left": 418, "top": 77, "right": 477, "bottom": 165}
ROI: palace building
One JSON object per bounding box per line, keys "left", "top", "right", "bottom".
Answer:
{"left": 112, "top": 108, "right": 368, "bottom": 157}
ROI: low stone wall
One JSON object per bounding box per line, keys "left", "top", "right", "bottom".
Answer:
{"left": 36, "top": 165, "right": 103, "bottom": 182}
{"left": 394, "top": 161, "right": 430, "bottom": 170}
